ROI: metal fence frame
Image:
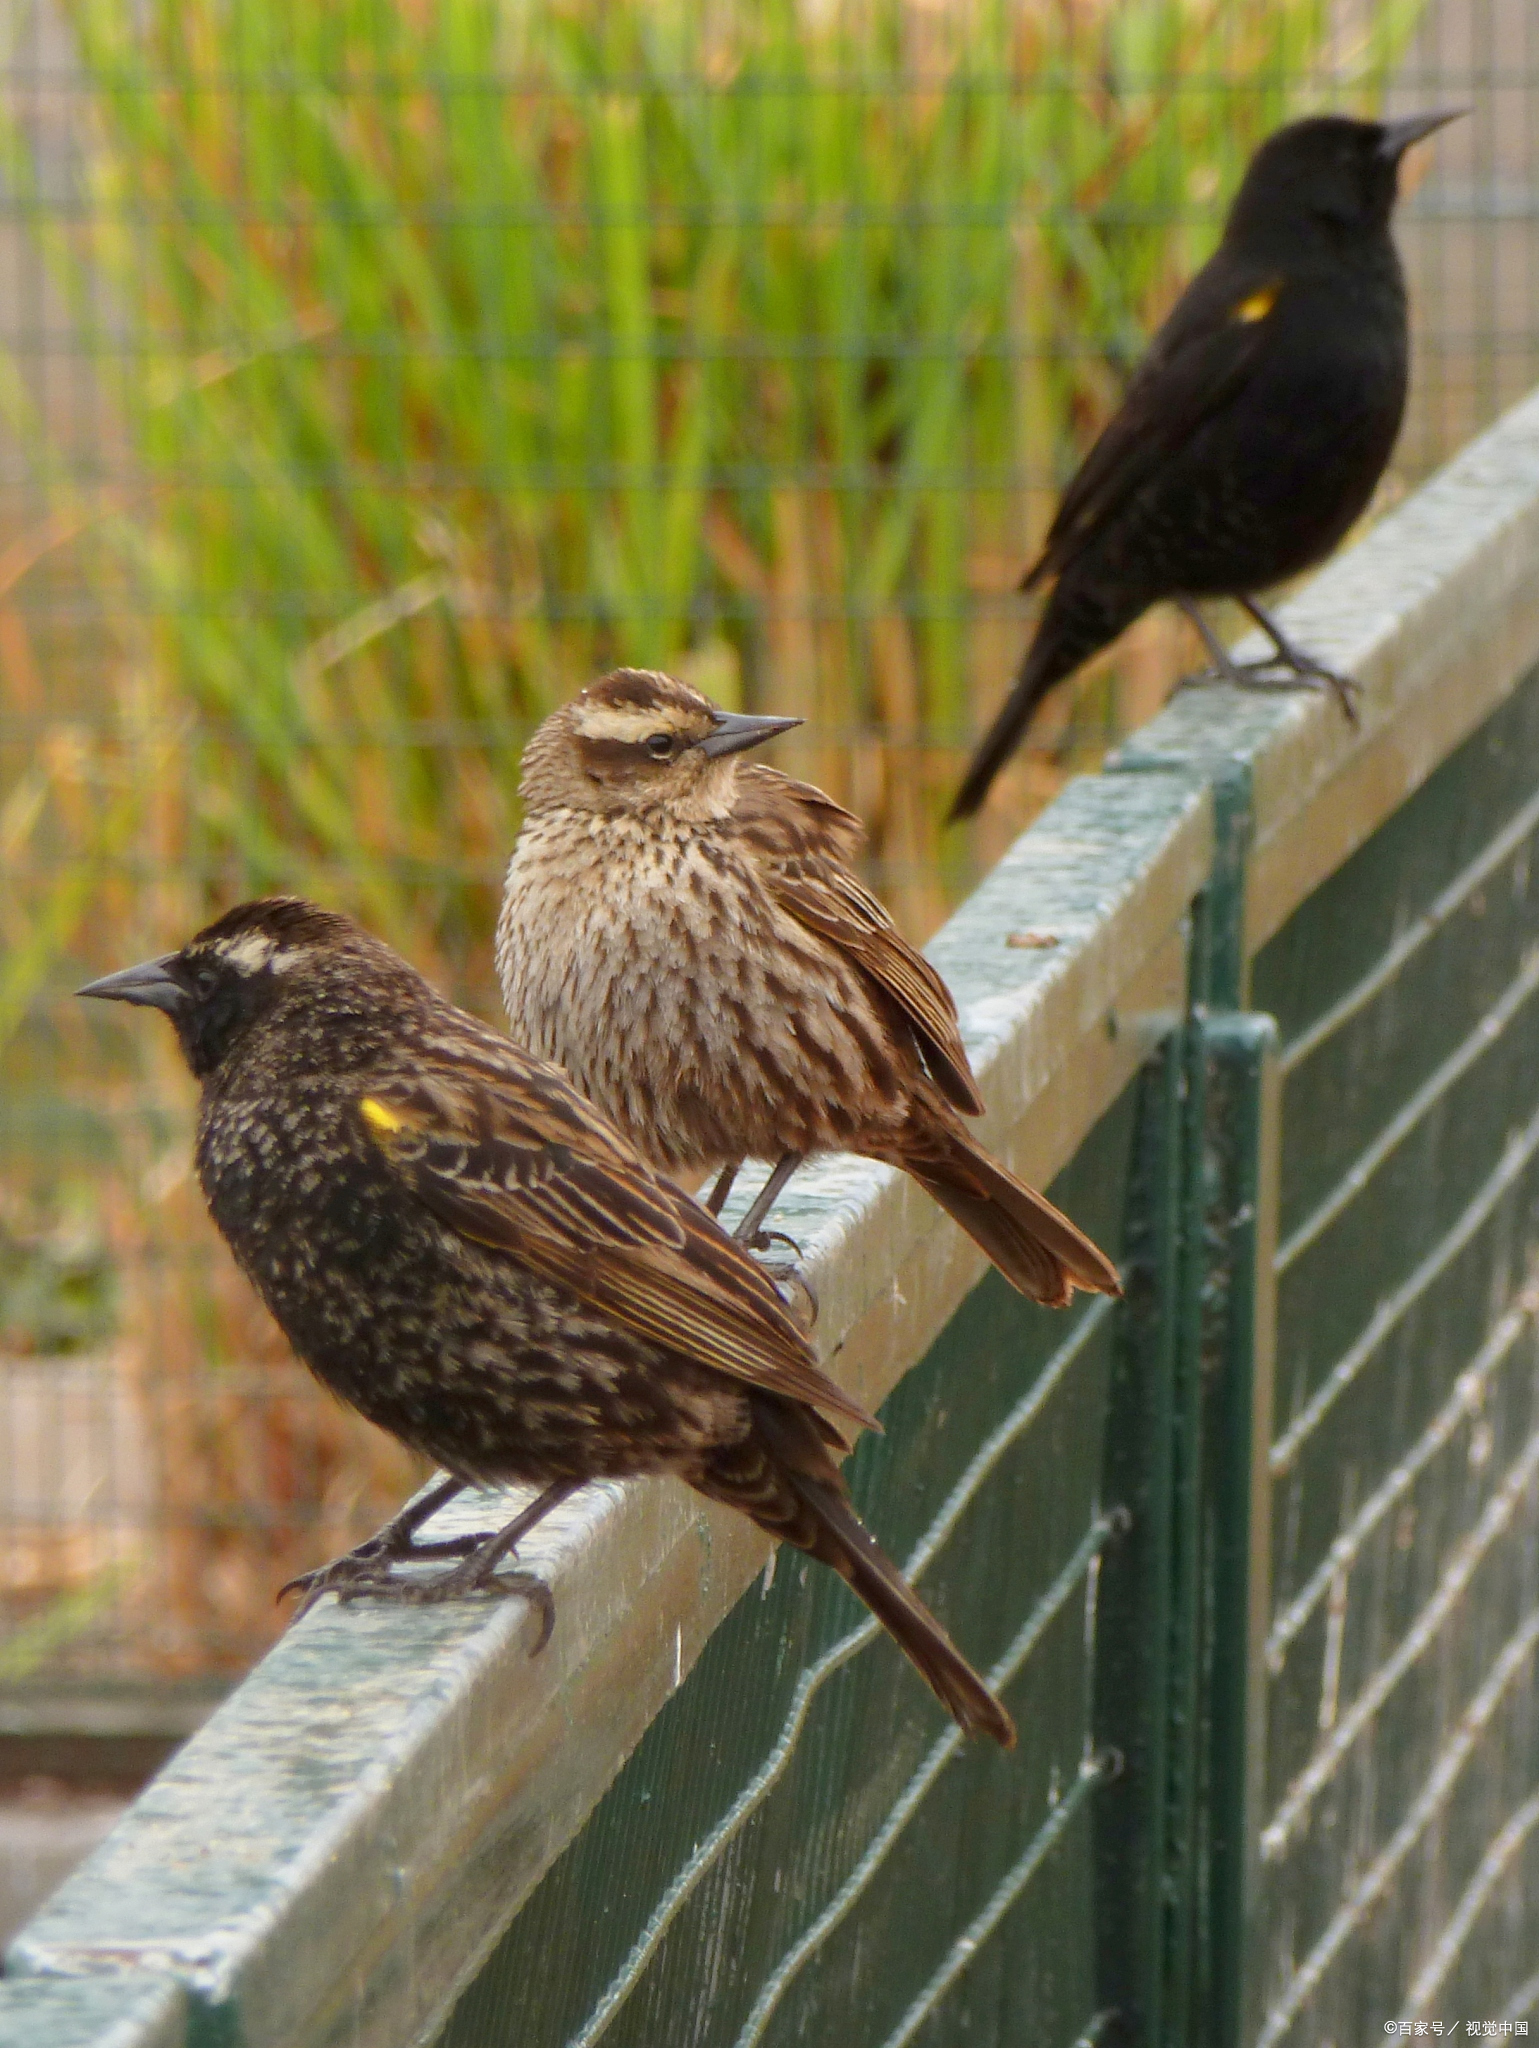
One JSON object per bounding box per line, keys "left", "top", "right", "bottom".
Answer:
{"left": 3, "top": 385, "right": 1539, "bottom": 2048}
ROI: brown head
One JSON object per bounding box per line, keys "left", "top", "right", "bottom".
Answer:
{"left": 518, "top": 668, "right": 800, "bottom": 822}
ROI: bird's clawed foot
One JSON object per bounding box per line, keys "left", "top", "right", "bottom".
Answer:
{"left": 280, "top": 1475, "right": 575, "bottom": 1649}
{"left": 284, "top": 1531, "right": 556, "bottom": 1648}
{"left": 331, "top": 1550, "right": 556, "bottom": 1649}
{"left": 280, "top": 1527, "right": 490, "bottom": 1621}
{"left": 1179, "top": 654, "right": 1361, "bottom": 727}
{"left": 280, "top": 1473, "right": 487, "bottom": 1620}
{"left": 1233, "top": 647, "right": 1362, "bottom": 728}
{"left": 1174, "top": 596, "right": 1361, "bottom": 728}
{"left": 729, "top": 1152, "right": 805, "bottom": 1246}
{"left": 755, "top": 1240, "right": 819, "bottom": 1333}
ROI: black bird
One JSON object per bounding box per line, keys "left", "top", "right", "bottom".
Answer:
{"left": 79, "top": 898, "right": 1014, "bottom": 1746}
{"left": 950, "top": 108, "right": 1463, "bottom": 821}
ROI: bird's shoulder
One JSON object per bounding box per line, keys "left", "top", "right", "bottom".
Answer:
{"left": 733, "top": 765, "right": 867, "bottom": 867}
{"left": 353, "top": 1031, "right": 878, "bottom": 1432}
{"left": 732, "top": 771, "right": 983, "bottom": 1116}
{"left": 1024, "top": 249, "right": 1291, "bottom": 590}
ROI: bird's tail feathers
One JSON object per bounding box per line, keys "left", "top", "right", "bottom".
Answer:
{"left": 747, "top": 1399, "right": 1015, "bottom": 1747}
{"left": 947, "top": 633, "right": 1067, "bottom": 822}
{"left": 910, "top": 1130, "right": 1122, "bottom": 1307}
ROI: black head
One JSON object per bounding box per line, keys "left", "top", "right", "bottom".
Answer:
{"left": 77, "top": 897, "right": 363, "bottom": 1080}
{"left": 1225, "top": 110, "right": 1464, "bottom": 248}
{"left": 519, "top": 667, "right": 801, "bottom": 819}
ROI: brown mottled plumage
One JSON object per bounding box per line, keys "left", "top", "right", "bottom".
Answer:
{"left": 497, "top": 669, "right": 1120, "bottom": 1307}
{"left": 78, "top": 898, "right": 1013, "bottom": 1745}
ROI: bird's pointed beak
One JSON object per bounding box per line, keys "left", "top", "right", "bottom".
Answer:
{"left": 1378, "top": 107, "right": 1466, "bottom": 162}
{"left": 76, "top": 954, "right": 188, "bottom": 1015}
{"left": 695, "top": 710, "right": 803, "bottom": 760}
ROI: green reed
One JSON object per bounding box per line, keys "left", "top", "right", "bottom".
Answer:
{"left": 0, "top": 0, "right": 1422, "bottom": 995}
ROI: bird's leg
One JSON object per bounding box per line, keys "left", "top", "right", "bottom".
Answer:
{"left": 323, "top": 1479, "right": 580, "bottom": 1649}
{"left": 280, "top": 1475, "right": 489, "bottom": 1616}
{"left": 730, "top": 1154, "right": 818, "bottom": 1330}
{"left": 1173, "top": 596, "right": 1249, "bottom": 688}
{"left": 732, "top": 1153, "right": 804, "bottom": 1249}
{"left": 1174, "top": 597, "right": 1360, "bottom": 729}
{"left": 1238, "top": 599, "right": 1362, "bottom": 727}
{"left": 703, "top": 1161, "right": 741, "bottom": 1218}
{"left": 752, "top": 1234, "right": 819, "bottom": 1334}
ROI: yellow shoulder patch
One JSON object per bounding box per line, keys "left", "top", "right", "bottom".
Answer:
{"left": 1234, "top": 284, "right": 1280, "bottom": 324}
{"left": 360, "top": 1096, "right": 405, "bottom": 1135}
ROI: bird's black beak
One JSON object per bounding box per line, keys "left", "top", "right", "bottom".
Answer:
{"left": 76, "top": 954, "right": 188, "bottom": 1015}
{"left": 695, "top": 710, "right": 803, "bottom": 760}
{"left": 1378, "top": 108, "right": 1466, "bottom": 162}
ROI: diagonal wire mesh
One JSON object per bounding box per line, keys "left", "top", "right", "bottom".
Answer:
{"left": 1252, "top": 655, "right": 1539, "bottom": 2042}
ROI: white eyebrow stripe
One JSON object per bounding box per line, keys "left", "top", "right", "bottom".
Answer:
{"left": 214, "top": 930, "right": 304, "bottom": 974}
{"left": 573, "top": 706, "right": 687, "bottom": 742}
{"left": 218, "top": 931, "right": 278, "bottom": 972}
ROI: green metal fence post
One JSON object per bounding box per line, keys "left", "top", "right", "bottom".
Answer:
{"left": 1193, "top": 1014, "right": 1279, "bottom": 2048}
{"left": 1114, "top": 743, "right": 1279, "bottom": 2048}
{"left": 1094, "top": 1034, "right": 1187, "bottom": 2048}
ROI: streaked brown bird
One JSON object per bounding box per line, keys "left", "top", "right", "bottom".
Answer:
{"left": 79, "top": 897, "right": 1013, "bottom": 1745}
{"left": 949, "top": 108, "right": 1465, "bottom": 821}
{"left": 496, "top": 668, "right": 1120, "bottom": 1307}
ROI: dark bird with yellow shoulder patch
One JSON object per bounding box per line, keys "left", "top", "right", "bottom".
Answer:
{"left": 497, "top": 667, "right": 1121, "bottom": 1308}
{"left": 949, "top": 108, "right": 1464, "bottom": 821}
{"left": 78, "top": 898, "right": 1014, "bottom": 1745}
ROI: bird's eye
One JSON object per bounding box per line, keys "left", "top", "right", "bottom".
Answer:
{"left": 645, "top": 732, "right": 674, "bottom": 760}
{"left": 193, "top": 964, "right": 219, "bottom": 999}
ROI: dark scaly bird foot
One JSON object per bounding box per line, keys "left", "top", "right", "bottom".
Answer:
{"left": 279, "top": 1530, "right": 490, "bottom": 1621}
{"left": 729, "top": 1152, "right": 805, "bottom": 1247}
{"left": 1229, "top": 650, "right": 1362, "bottom": 727}
{"left": 1236, "top": 597, "right": 1360, "bottom": 727}
{"left": 333, "top": 1480, "right": 578, "bottom": 1647}
{"left": 751, "top": 1227, "right": 803, "bottom": 1259}
{"left": 279, "top": 1473, "right": 486, "bottom": 1620}
{"left": 282, "top": 1475, "right": 574, "bottom": 1646}
{"left": 1173, "top": 596, "right": 1361, "bottom": 728}
{"left": 333, "top": 1556, "right": 556, "bottom": 1650}
{"left": 755, "top": 1243, "right": 819, "bottom": 1333}
{"left": 1177, "top": 657, "right": 1361, "bottom": 727}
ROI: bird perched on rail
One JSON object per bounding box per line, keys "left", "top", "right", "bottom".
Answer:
{"left": 949, "top": 107, "right": 1465, "bottom": 821}
{"left": 78, "top": 897, "right": 1014, "bottom": 1746}
{"left": 496, "top": 667, "right": 1120, "bottom": 1307}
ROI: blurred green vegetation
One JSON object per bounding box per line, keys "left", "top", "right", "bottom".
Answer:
{"left": 0, "top": 1195, "right": 115, "bottom": 1356}
{"left": 0, "top": 0, "right": 1423, "bottom": 1008}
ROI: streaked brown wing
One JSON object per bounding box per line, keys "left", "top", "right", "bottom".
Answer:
{"left": 357, "top": 1061, "right": 877, "bottom": 1435}
{"left": 773, "top": 867, "right": 984, "bottom": 1117}
{"left": 734, "top": 765, "right": 982, "bottom": 1114}
{"left": 1023, "top": 260, "right": 1282, "bottom": 592}
{"left": 736, "top": 765, "right": 867, "bottom": 867}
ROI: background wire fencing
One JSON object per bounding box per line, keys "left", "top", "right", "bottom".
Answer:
{"left": 0, "top": 0, "right": 1530, "bottom": 1710}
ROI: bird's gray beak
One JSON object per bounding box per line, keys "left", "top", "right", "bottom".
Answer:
{"left": 695, "top": 711, "right": 803, "bottom": 760}
{"left": 76, "top": 954, "right": 188, "bottom": 1015}
{"left": 1379, "top": 108, "right": 1466, "bottom": 162}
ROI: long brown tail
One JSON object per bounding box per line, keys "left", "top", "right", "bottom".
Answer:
{"left": 902, "top": 1118, "right": 1122, "bottom": 1308}
{"left": 705, "top": 1397, "right": 1015, "bottom": 1748}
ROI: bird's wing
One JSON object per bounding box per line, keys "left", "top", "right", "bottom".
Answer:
{"left": 1022, "top": 259, "right": 1286, "bottom": 592}
{"left": 356, "top": 1054, "right": 876, "bottom": 1434}
{"left": 735, "top": 765, "right": 868, "bottom": 866}
{"left": 740, "top": 805, "right": 985, "bottom": 1118}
